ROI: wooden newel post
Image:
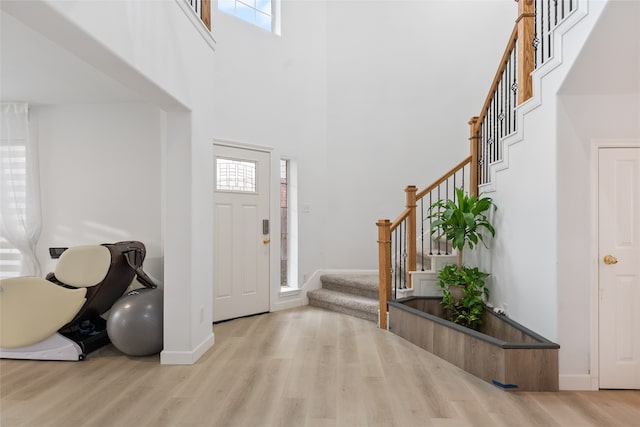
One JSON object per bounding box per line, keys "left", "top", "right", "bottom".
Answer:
{"left": 516, "top": 0, "right": 535, "bottom": 104}
{"left": 405, "top": 185, "right": 417, "bottom": 288}
{"left": 377, "top": 219, "right": 392, "bottom": 330}
{"left": 468, "top": 116, "right": 480, "bottom": 197}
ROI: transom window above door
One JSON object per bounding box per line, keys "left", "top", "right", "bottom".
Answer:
{"left": 216, "top": 157, "right": 257, "bottom": 193}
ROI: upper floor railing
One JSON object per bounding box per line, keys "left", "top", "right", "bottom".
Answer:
{"left": 186, "top": 0, "right": 211, "bottom": 30}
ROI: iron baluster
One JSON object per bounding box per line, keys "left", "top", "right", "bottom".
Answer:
{"left": 421, "top": 198, "right": 425, "bottom": 271}
{"left": 429, "top": 192, "right": 433, "bottom": 255}
{"left": 437, "top": 185, "right": 442, "bottom": 255}
{"left": 512, "top": 48, "right": 518, "bottom": 132}
{"left": 399, "top": 220, "right": 404, "bottom": 291}
{"left": 393, "top": 227, "right": 398, "bottom": 298}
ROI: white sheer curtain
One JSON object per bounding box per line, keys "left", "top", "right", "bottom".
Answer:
{"left": 0, "top": 103, "right": 42, "bottom": 277}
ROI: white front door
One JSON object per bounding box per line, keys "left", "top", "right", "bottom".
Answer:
{"left": 598, "top": 146, "right": 640, "bottom": 389}
{"left": 213, "top": 144, "right": 271, "bottom": 322}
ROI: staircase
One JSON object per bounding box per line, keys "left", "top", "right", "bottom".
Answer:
{"left": 396, "top": 237, "right": 453, "bottom": 284}
{"left": 307, "top": 274, "right": 379, "bottom": 323}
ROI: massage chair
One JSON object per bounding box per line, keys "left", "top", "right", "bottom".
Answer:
{"left": 0, "top": 241, "right": 156, "bottom": 361}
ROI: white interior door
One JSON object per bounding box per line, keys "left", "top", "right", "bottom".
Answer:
{"left": 213, "top": 144, "right": 270, "bottom": 322}
{"left": 598, "top": 146, "right": 640, "bottom": 389}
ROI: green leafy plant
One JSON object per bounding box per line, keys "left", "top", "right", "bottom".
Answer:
{"left": 428, "top": 188, "right": 496, "bottom": 329}
{"left": 438, "top": 264, "right": 489, "bottom": 329}
{"left": 428, "top": 188, "right": 496, "bottom": 270}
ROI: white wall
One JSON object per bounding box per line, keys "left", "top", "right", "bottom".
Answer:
{"left": 11, "top": 0, "right": 618, "bottom": 375}
{"left": 35, "top": 104, "right": 163, "bottom": 281}
{"left": 212, "top": 0, "right": 330, "bottom": 294}
{"left": 212, "top": 0, "right": 515, "bottom": 295}
{"left": 555, "top": 0, "right": 640, "bottom": 388}
{"left": 476, "top": 0, "right": 640, "bottom": 389}
{"left": 2, "top": 0, "right": 217, "bottom": 364}
{"left": 557, "top": 93, "right": 640, "bottom": 385}
{"left": 325, "top": 1, "right": 515, "bottom": 269}
{"left": 474, "top": 1, "right": 599, "bottom": 380}
{"left": 475, "top": 91, "right": 561, "bottom": 340}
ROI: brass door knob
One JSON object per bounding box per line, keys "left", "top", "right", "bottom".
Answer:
{"left": 603, "top": 255, "right": 618, "bottom": 265}
{"left": 263, "top": 238, "right": 271, "bottom": 244}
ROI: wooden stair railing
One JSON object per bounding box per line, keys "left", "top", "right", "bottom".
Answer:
{"left": 186, "top": 0, "right": 211, "bottom": 30}
{"left": 377, "top": 0, "right": 537, "bottom": 330}
{"left": 472, "top": 0, "right": 535, "bottom": 187}
{"left": 377, "top": 156, "right": 472, "bottom": 329}
{"left": 377, "top": 191, "right": 414, "bottom": 331}
{"left": 202, "top": 0, "right": 211, "bottom": 30}
{"left": 377, "top": 0, "right": 578, "bottom": 330}
{"left": 472, "top": 0, "right": 576, "bottom": 187}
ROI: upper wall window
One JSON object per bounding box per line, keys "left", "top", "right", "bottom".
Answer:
{"left": 218, "top": 0, "right": 279, "bottom": 33}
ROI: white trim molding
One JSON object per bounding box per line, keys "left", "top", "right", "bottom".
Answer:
{"left": 478, "top": 2, "right": 590, "bottom": 194}
{"left": 160, "top": 332, "right": 215, "bottom": 365}
{"left": 175, "top": 0, "right": 216, "bottom": 51}
{"left": 559, "top": 374, "right": 593, "bottom": 391}
{"left": 213, "top": 138, "right": 274, "bottom": 154}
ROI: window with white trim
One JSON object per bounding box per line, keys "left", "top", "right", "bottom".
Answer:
{"left": 1, "top": 103, "right": 41, "bottom": 279}
{"left": 279, "top": 158, "right": 298, "bottom": 289}
{"left": 280, "top": 159, "right": 288, "bottom": 286}
{"left": 218, "top": 0, "right": 280, "bottom": 33}
{"left": 0, "top": 144, "right": 24, "bottom": 279}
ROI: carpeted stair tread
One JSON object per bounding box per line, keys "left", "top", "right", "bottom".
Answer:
{"left": 319, "top": 273, "right": 379, "bottom": 299}
{"left": 307, "top": 288, "right": 378, "bottom": 323}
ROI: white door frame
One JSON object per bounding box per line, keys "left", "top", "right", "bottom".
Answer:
{"left": 590, "top": 138, "right": 640, "bottom": 390}
{"left": 212, "top": 139, "right": 274, "bottom": 319}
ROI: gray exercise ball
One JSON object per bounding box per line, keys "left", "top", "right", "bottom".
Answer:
{"left": 107, "top": 288, "right": 163, "bottom": 356}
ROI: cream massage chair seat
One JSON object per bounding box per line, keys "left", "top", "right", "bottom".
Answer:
{"left": 0, "top": 241, "right": 154, "bottom": 361}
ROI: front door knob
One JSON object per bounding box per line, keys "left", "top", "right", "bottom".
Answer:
{"left": 603, "top": 255, "right": 618, "bottom": 265}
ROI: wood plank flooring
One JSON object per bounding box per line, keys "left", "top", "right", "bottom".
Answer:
{"left": 1, "top": 306, "right": 639, "bottom": 427}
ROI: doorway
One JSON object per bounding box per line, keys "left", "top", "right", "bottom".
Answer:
{"left": 597, "top": 145, "right": 640, "bottom": 389}
{"left": 213, "top": 143, "right": 271, "bottom": 322}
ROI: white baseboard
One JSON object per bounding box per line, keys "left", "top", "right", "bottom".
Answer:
{"left": 559, "top": 374, "right": 595, "bottom": 391}
{"left": 160, "top": 332, "right": 215, "bottom": 365}
{"left": 271, "top": 296, "right": 306, "bottom": 312}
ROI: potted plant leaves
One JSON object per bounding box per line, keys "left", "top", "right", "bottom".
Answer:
{"left": 427, "top": 188, "right": 496, "bottom": 329}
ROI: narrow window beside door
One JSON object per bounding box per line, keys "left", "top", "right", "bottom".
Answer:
{"left": 280, "top": 159, "right": 288, "bottom": 286}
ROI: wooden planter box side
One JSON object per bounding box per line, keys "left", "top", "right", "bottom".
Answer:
{"left": 388, "top": 298, "right": 559, "bottom": 392}
{"left": 504, "top": 348, "right": 559, "bottom": 391}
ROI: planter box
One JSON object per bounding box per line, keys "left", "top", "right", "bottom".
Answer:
{"left": 388, "top": 297, "right": 560, "bottom": 391}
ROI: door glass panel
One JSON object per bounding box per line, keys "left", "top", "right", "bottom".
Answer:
{"left": 216, "top": 157, "right": 257, "bottom": 193}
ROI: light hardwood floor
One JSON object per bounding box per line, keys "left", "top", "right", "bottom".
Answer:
{"left": 1, "top": 306, "right": 639, "bottom": 427}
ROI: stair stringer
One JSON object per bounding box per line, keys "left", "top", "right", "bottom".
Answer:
{"left": 469, "top": 0, "right": 613, "bottom": 391}
{"left": 478, "top": 1, "right": 596, "bottom": 194}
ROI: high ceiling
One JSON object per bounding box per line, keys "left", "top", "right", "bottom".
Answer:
{"left": 559, "top": 1, "right": 640, "bottom": 96}
{"left": 1, "top": 11, "right": 144, "bottom": 105}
